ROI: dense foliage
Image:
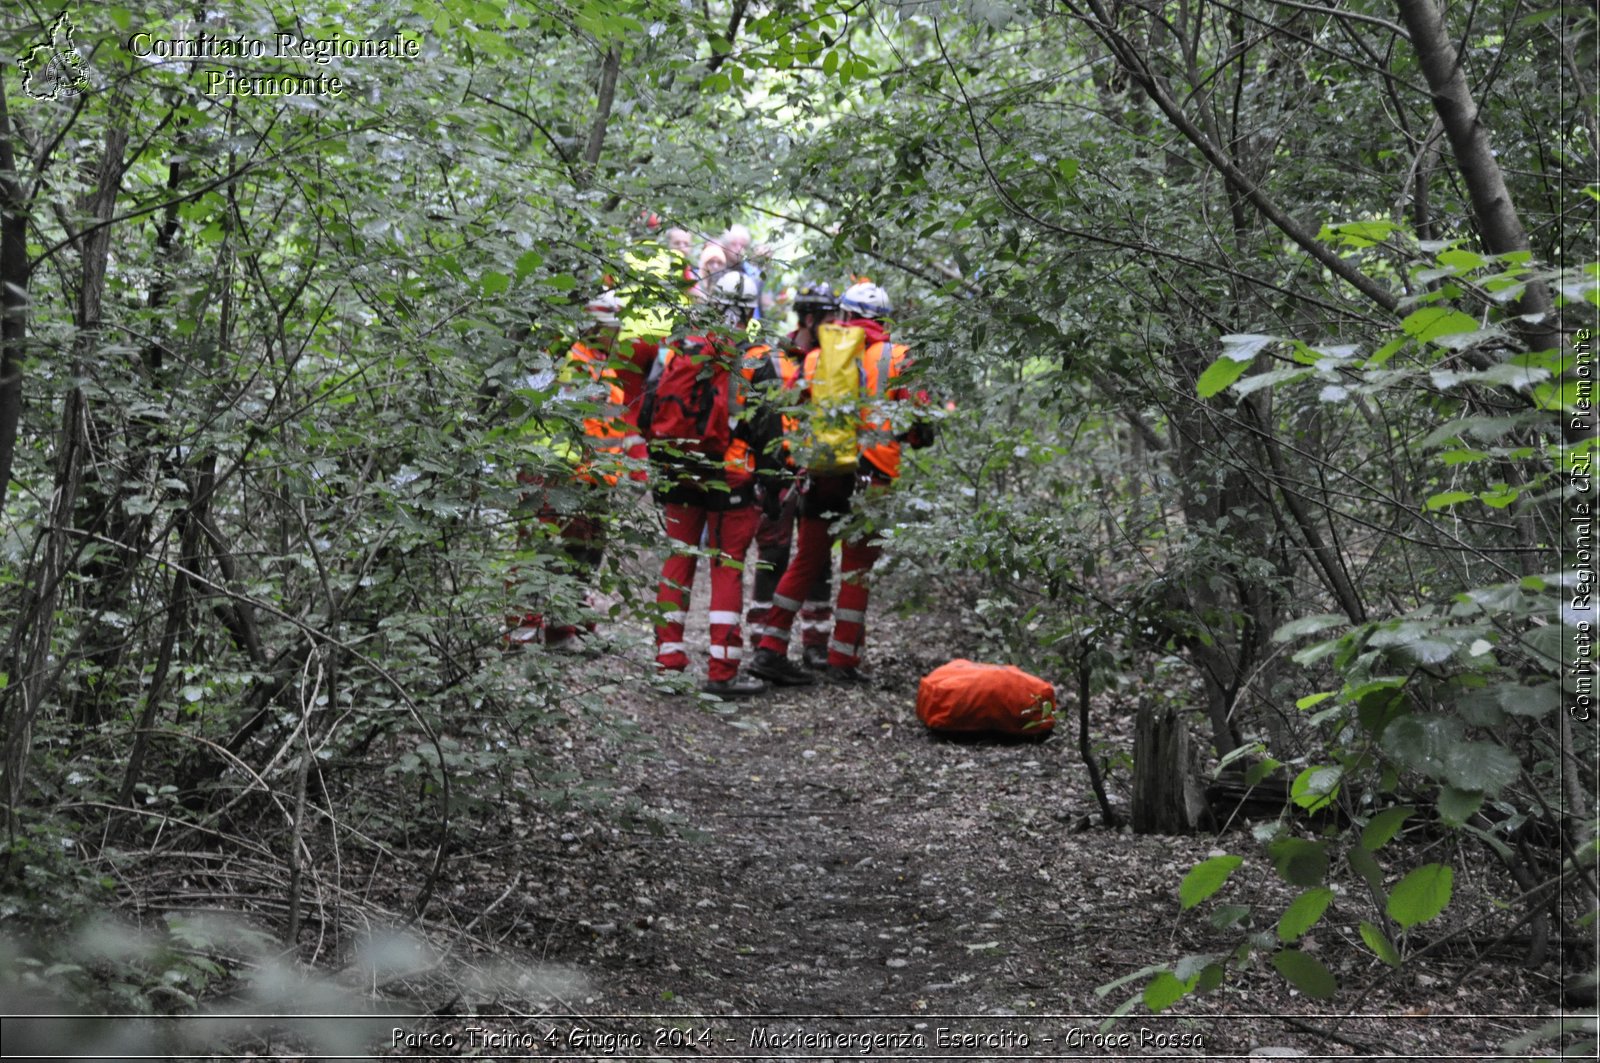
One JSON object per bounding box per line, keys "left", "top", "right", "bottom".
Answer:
{"left": 0, "top": 0, "right": 1593, "bottom": 1050}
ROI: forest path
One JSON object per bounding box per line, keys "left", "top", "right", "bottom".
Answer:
{"left": 407, "top": 565, "right": 1529, "bottom": 1059}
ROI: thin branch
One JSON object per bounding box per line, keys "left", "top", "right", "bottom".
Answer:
{"left": 580, "top": 46, "right": 622, "bottom": 182}
{"left": 1069, "top": 0, "right": 1400, "bottom": 312}
{"left": 1261, "top": 0, "right": 1411, "bottom": 39}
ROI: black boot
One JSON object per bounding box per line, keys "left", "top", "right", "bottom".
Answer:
{"left": 749, "top": 648, "right": 816, "bottom": 687}
{"left": 702, "top": 674, "right": 768, "bottom": 698}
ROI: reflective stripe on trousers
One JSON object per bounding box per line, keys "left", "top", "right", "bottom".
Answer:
{"left": 756, "top": 512, "right": 834, "bottom": 655}
{"left": 655, "top": 501, "right": 759, "bottom": 681}
{"left": 826, "top": 540, "right": 881, "bottom": 668}
{"left": 799, "top": 598, "right": 833, "bottom": 650}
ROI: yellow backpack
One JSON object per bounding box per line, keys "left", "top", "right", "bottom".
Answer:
{"left": 802, "top": 323, "right": 865, "bottom": 474}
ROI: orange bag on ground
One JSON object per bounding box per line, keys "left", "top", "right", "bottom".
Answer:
{"left": 916, "top": 659, "right": 1057, "bottom": 736}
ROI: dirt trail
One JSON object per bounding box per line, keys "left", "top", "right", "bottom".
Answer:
{"left": 399, "top": 568, "right": 1549, "bottom": 1060}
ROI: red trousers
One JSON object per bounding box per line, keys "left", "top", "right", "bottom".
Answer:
{"left": 656, "top": 501, "right": 760, "bottom": 681}
{"left": 756, "top": 474, "right": 882, "bottom": 668}
{"left": 748, "top": 487, "right": 832, "bottom": 650}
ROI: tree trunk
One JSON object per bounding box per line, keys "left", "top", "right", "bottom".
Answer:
{"left": 0, "top": 122, "right": 127, "bottom": 827}
{"left": 1132, "top": 703, "right": 1205, "bottom": 834}
{"left": 1395, "top": 0, "right": 1556, "bottom": 349}
{"left": 0, "top": 79, "right": 29, "bottom": 521}
{"left": 580, "top": 46, "right": 621, "bottom": 185}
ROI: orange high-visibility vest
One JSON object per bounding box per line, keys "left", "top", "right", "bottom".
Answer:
{"left": 566, "top": 341, "right": 629, "bottom": 485}
{"left": 776, "top": 347, "right": 806, "bottom": 462}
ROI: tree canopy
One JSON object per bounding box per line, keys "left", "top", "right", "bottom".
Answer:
{"left": 0, "top": 0, "right": 1594, "bottom": 1055}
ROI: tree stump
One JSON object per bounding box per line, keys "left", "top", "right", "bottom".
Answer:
{"left": 1132, "top": 704, "right": 1204, "bottom": 834}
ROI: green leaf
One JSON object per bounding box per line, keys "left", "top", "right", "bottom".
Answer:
{"left": 1094, "top": 962, "right": 1169, "bottom": 998}
{"left": 1295, "top": 692, "right": 1335, "bottom": 710}
{"left": 1271, "top": 949, "right": 1338, "bottom": 999}
{"left": 1269, "top": 838, "right": 1328, "bottom": 888}
{"left": 1197, "top": 356, "right": 1249, "bottom": 398}
{"left": 1290, "top": 765, "right": 1342, "bottom": 812}
{"left": 1436, "top": 785, "right": 1483, "bottom": 827}
{"left": 1361, "top": 806, "right": 1414, "bottom": 850}
{"left": 1478, "top": 484, "right": 1521, "bottom": 509}
{"left": 1421, "top": 415, "right": 1521, "bottom": 447}
{"left": 514, "top": 251, "right": 544, "bottom": 279}
{"left": 1359, "top": 921, "right": 1402, "bottom": 967}
{"left": 1533, "top": 376, "right": 1584, "bottom": 412}
{"left": 1209, "top": 903, "right": 1251, "bottom": 930}
{"left": 1218, "top": 333, "right": 1275, "bottom": 361}
{"left": 1437, "top": 248, "right": 1488, "bottom": 272}
{"left": 1380, "top": 714, "right": 1462, "bottom": 777}
{"left": 1143, "top": 969, "right": 1197, "bottom": 1012}
{"left": 1273, "top": 613, "right": 1347, "bottom": 642}
{"left": 1456, "top": 688, "right": 1506, "bottom": 727}
{"left": 1387, "top": 863, "right": 1454, "bottom": 929}
{"left": 1348, "top": 846, "right": 1385, "bottom": 894}
{"left": 480, "top": 271, "right": 510, "bottom": 296}
{"left": 1244, "top": 757, "right": 1282, "bottom": 786}
{"left": 1276, "top": 887, "right": 1335, "bottom": 942}
{"left": 1366, "top": 335, "right": 1408, "bottom": 366}
{"left": 1498, "top": 682, "right": 1560, "bottom": 719}
{"left": 1292, "top": 638, "right": 1342, "bottom": 666}
{"left": 1180, "top": 854, "right": 1243, "bottom": 909}
{"left": 1099, "top": 991, "right": 1142, "bottom": 1032}
{"left": 1397, "top": 638, "right": 1453, "bottom": 665}
{"left": 1232, "top": 367, "right": 1309, "bottom": 397}
{"left": 1402, "top": 307, "right": 1479, "bottom": 345}
{"left": 1440, "top": 739, "right": 1520, "bottom": 796}
{"left": 1425, "top": 490, "right": 1475, "bottom": 511}
{"left": 1322, "top": 219, "right": 1400, "bottom": 248}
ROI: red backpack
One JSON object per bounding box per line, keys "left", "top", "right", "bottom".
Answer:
{"left": 641, "top": 339, "right": 739, "bottom": 458}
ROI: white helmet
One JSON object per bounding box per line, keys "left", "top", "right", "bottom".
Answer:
{"left": 838, "top": 281, "right": 891, "bottom": 319}
{"left": 584, "top": 289, "right": 621, "bottom": 327}
{"left": 710, "top": 269, "right": 760, "bottom": 308}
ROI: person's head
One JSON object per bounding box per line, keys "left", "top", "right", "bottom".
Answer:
{"left": 665, "top": 227, "right": 693, "bottom": 256}
{"left": 583, "top": 289, "right": 622, "bottom": 347}
{"left": 709, "top": 269, "right": 760, "bottom": 331}
{"left": 792, "top": 282, "right": 840, "bottom": 334}
{"left": 698, "top": 242, "right": 727, "bottom": 275}
{"left": 719, "top": 224, "right": 752, "bottom": 265}
{"left": 838, "top": 280, "right": 892, "bottom": 321}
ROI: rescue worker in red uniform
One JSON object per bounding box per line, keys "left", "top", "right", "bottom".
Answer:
{"left": 645, "top": 271, "right": 784, "bottom": 696}
{"left": 746, "top": 283, "right": 841, "bottom": 670}
{"left": 616, "top": 224, "right": 696, "bottom": 481}
{"left": 507, "top": 291, "right": 631, "bottom": 651}
{"left": 747, "top": 281, "right": 934, "bottom": 685}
